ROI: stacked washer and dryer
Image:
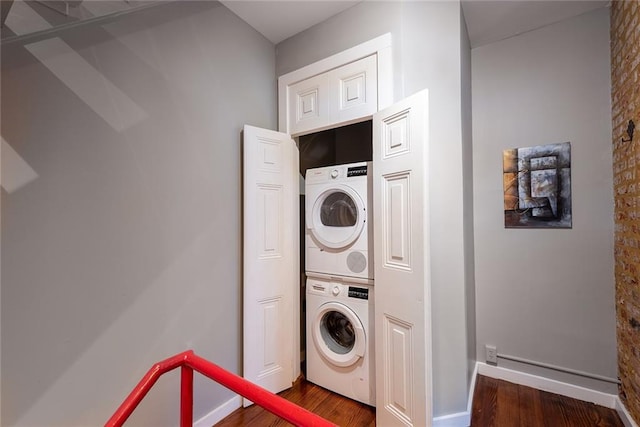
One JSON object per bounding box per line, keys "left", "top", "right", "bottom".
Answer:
{"left": 304, "top": 161, "right": 375, "bottom": 406}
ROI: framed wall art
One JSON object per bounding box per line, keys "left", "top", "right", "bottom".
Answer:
{"left": 503, "top": 142, "right": 572, "bottom": 228}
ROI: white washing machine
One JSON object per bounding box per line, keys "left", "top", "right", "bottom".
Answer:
{"left": 305, "top": 162, "right": 373, "bottom": 280}
{"left": 306, "top": 274, "right": 375, "bottom": 406}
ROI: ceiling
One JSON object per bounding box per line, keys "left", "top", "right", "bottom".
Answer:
{"left": 221, "top": 0, "right": 610, "bottom": 47}
{"left": 1, "top": 0, "right": 610, "bottom": 48}
{"left": 461, "top": 0, "right": 609, "bottom": 48}
{"left": 220, "top": 1, "right": 361, "bottom": 45}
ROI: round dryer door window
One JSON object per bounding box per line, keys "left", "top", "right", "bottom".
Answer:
{"left": 312, "top": 302, "right": 365, "bottom": 367}
{"left": 309, "top": 186, "right": 366, "bottom": 250}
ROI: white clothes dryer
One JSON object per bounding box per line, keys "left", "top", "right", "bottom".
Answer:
{"left": 305, "top": 162, "right": 373, "bottom": 280}
{"left": 306, "top": 274, "right": 375, "bottom": 406}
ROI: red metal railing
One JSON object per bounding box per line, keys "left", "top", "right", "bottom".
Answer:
{"left": 105, "top": 350, "right": 337, "bottom": 427}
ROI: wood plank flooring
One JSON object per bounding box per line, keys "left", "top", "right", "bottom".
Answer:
{"left": 471, "top": 375, "right": 624, "bottom": 427}
{"left": 215, "top": 379, "right": 375, "bottom": 427}
{"left": 215, "top": 375, "right": 624, "bottom": 426}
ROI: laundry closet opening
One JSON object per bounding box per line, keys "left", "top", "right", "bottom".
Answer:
{"left": 297, "top": 119, "right": 372, "bottom": 376}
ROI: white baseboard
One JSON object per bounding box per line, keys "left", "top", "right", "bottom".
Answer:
{"left": 467, "top": 362, "right": 479, "bottom": 413}
{"left": 431, "top": 363, "right": 477, "bottom": 427}
{"left": 477, "top": 362, "right": 616, "bottom": 408}
{"left": 616, "top": 396, "right": 639, "bottom": 427}
{"left": 194, "top": 395, "right": 241, "bottom": 427}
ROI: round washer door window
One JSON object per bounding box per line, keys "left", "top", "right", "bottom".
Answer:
{"left": 312, "top": 302, "right": 365, "bottom": 367}
{"left": 309, "top": 186, "right": 366, "bottom": 250}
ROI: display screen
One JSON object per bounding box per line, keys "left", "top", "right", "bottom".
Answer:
{"left": 347, "top": 165, "right": 368, "bottom": 177}
{"left": 348, "top": 287, "right": 369, "bottom": 300}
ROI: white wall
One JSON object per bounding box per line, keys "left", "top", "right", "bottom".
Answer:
{"left": 472, "top": 8, "right": 616, "bottom": 392}
{"left": 461, "top": 6, "right": 476, "bottom": 389}
{"left": 277, "top": 1, "right": 472, "bottom": 417}
{"left": 1, "top": 2, "right": 276, "bottom": 425}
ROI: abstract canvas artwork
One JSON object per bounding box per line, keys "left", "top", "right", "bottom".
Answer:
{"left": 503, "top": 142, "right": 572, "bottom": 228}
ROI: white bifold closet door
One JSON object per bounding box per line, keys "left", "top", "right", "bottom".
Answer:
{"left": 373, "top": 89, "right": 433, "bottom": 426}
{"left": 241, "top": 89, "right": 432, "bottom": 425}
{"left": 242, "top": 125, "right": 299, "bottom": 406}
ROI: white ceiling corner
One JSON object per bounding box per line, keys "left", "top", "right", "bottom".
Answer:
{"left": 461, "top": 0, "right": 610, "bottom": 49}
{"left": 220, "top": 0, "right": 361, "bottom": 45}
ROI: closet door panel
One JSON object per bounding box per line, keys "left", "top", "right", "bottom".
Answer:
{"left": 329, "top": 55, "right": 378, "bottom": 125}
{"left": 288, "top": 73, "right": 329, "bottom": 136}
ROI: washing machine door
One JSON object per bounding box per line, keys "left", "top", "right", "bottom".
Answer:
{"left": 312, "top": 301, "right": 366, "bottom": 367}
{"left": 308, "top": 185, "right": 366, "bottom": 250}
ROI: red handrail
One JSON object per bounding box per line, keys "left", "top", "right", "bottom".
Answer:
{"left": 105, "top": 350, "right": 337, "bottom": 427}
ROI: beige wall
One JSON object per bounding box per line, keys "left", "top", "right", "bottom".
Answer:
{"left": 1, "top": 2, "right": 276, "bottom": 425}
{"left": 461, "top": 5, "right": 476, "bottom": 389}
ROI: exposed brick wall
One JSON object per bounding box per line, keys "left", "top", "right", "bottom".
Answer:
{"left": 612, "top": 0, "right": 640, "bottom": 423}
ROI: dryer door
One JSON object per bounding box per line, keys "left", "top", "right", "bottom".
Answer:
{"left": 312, "top": 301, "right": 366, "bottom": 367}
{"left": 308, "top": 185, "right": 366, "bottom": 250}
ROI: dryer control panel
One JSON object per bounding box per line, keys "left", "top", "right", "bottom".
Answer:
{"left": 305, "top": 161, "right": 370, "bottom": 183}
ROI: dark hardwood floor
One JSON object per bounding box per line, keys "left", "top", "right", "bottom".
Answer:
{"left": 215, "top": 375, "right": 624, "bottom": 426}
{"left": 471, "top": 375, "right": 624, "bottom": 427}
{"left": 215, "top": 379, "right": 375, "bottom": 427}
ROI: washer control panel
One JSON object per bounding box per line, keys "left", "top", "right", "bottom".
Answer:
{"left": 307, "top": 278, "right": 373, "bottom": 302}
{"left": 346, "top": 165, "right": 368, "bottom": 177}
